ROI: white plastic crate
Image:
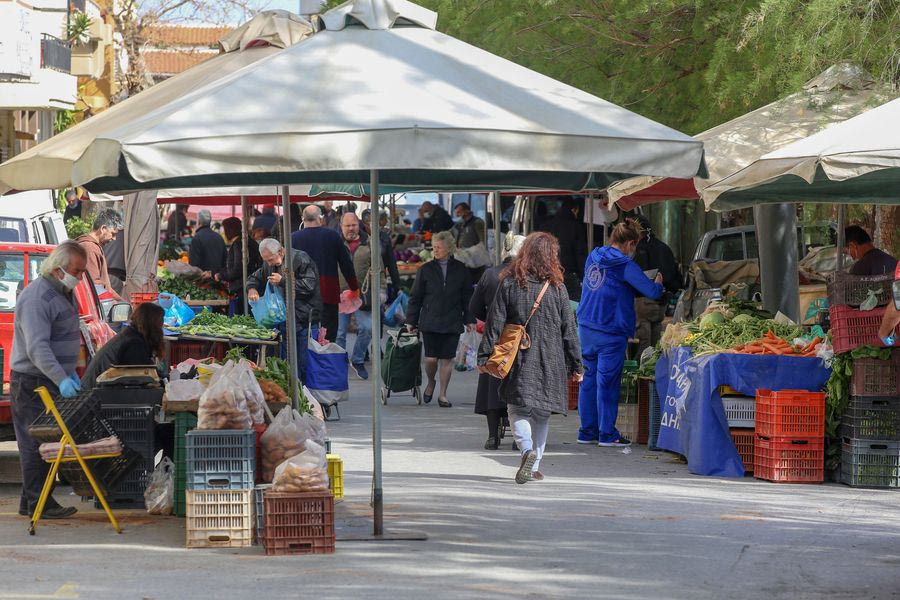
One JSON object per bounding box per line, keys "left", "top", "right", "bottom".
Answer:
{"left": 723, "top": 396, "right": 755, "bottom": 428}
{"left": 186, "top": 489, "right": 253, "bottom": 549}
{"left": 616, "top": 404, "right": 638, "bottom": 442}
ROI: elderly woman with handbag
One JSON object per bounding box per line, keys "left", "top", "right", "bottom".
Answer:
{"left": 478, "top": 232, "right": 583, "bottom": 484}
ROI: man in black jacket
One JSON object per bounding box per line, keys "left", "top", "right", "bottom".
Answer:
{"left": 420, "top": 201, "right": 453, "bottom": 233}
{"left": 248, "top": 238, "right": 322, "bottom": 382}
{"left": 546, "top": 197, "right": 588, "bottom": 301}
{"left": 189, "top": 209, "right": 226, "bottom": 274}
{"left": 633, "top": 215, "right": 681, "bottom": 352}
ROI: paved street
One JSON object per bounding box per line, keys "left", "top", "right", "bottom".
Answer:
{"left": 0, "top": 366, "right": 898, "bottom": 599}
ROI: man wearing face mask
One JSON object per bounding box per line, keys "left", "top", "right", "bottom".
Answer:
{"left": 419, "top": 200, "right": 453, "bottom": 234}
{"left": 10, "top": 241, "right": 88, "bottom": 519}
{"left": 76, "top": 208, "right": 124, "bottom": 301}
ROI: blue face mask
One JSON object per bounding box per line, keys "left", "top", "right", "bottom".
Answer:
{"left": 452, "top": 217, "right": 463, "bottom": 224}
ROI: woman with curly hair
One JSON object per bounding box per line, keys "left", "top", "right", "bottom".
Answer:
{"left": 478, "top": 232, "right": 583, "bottom": 484}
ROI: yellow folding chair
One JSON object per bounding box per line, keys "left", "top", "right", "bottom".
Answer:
{"left": 29, "top": 386, "right": 122, "bottom": 535}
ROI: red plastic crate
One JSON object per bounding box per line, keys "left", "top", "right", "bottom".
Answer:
{"left": 567, "top": 378, "right": 579, "bottom": 411}
{"left": 0, "top": 399, "right": 11, "bottom": 423}
{"left": 754, "top": 436, "right": 823, "bottom": 483}
{"left": 829, "top": 305, "right": 894, "bottom": 354}
{"left": 130, "top": 292, "right": 159, "bottom": 312}
{"left": 168, "top": 340, "right": 227, "bottom": 365}
{"left": 636, "top": 379, "right": 651, "bottom": 445}
{"left": 755, "top": 389, "right": 825, "bottom": 438}
{"left": 263, "top": 491, "right": 335, "bottom": 555}
{"left": 850, "top": 353, "right": 900, "bottom": 397}
{"left": 730, "top": 428, "right": 754, "bottom": 473}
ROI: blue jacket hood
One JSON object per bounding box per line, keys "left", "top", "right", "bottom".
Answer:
{"left": 590, "top": 246, "right": 630, "bottom": 269}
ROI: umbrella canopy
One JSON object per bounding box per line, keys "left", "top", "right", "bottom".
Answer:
{"left": 0, "top": 10, "right": 315, "bottom": 195}
{"left": 607, "top": 63, "right": 894, "bottom": 212}
{"left": 70, "top": 0, "right": 705, "bottom": 194}
{"left": 704, "top": 96, "right": 900, "bottom": 210}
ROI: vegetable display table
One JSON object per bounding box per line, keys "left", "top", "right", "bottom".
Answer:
{"left": 654, "top": 347, "right": 830, "bottom": 477}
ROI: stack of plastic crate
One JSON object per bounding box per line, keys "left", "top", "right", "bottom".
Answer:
{"left": 97, "top": 404, "right": 155, "bottom": 508}
{"left": 840, "top": 352, "right": 900, "bottom": 488}
{"left": 722, "top": 386, "right": 755, "bottom": 474}
{"left": 827, "top": 273, "right": 896, "bottom": 353}
{"left": 647, "top": 381, "right": 662, "bottom": 451}
{"left": 754, "top": 389, "right": 825, "bottom": 483}
{"left": 185, "top": 429, "right": 255, "bottom": 549}
{"left": 327, "top": 454, "right": 344, "bottom": 501}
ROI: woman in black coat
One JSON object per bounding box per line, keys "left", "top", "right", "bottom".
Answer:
{"left": 216, "top": 217, "right": 262, "bottom": 316}
{"left": 81, "top": 303, "right": 165, "bottom": 390}
{"left": 478, "top": 233, "right": 583, "bottom": 484}
{"left": 469, "top": 235, "right": 526, "bottom": 449}
{"left": 406, "top": 231, "right": 475, "bottom": 408}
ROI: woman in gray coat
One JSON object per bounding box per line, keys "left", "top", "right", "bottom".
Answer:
{"left": 478, "top": 232, "right": 583, "bottom": 484}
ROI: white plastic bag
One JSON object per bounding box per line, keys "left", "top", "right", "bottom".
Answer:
{"left": 259, "top": 407, "right": 327, "bottom": 482}
{"left": 144, "top": 456, "right": 174, "bottom": 515}
{"left": 271, "top": 440, "right": 329, "bottom": 493}
{"left": 455, "top": 329, "right": 480, "bottom": 371}
{"left": 234, "top": 359, "right": 266, "bottom": 425}
{"left": 165, "top": 379, "right": 204, "bottom": 404}
{"left": 197, "top": 361, "right": 252, "bottom": 430}
{"left": 859, "top": 289, "right": 880, "bottom": 311}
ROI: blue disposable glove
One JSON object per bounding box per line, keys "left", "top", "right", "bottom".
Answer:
{"left": 68, "top": 373, "right": 81, "bottom": 387}
{"left": 883, "top": 334, "right": 896, "bottom": 347}
{"left": 59, "top": 378, "right": 79, "bottom": 398}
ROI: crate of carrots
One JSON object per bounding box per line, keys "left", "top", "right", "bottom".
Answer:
{"left": 731, "top": 331, "right": 822, "bottom": 357}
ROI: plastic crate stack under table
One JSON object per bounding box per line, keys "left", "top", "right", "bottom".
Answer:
{"left": 754, "top": 389, "right": 825, "bottom": 483}
{"left": 95, "top": 404, "right": 155, "bottom": 508}
{"left": 840, "top": 351, "right": 900, "bottom": 488}
{"left": 722, "top": 387, "right": 756, "bottom": 473}
{"left": 185, "top": 429, "right": 256, "bottom": 549}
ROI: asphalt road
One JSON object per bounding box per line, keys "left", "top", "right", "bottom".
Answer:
{"left": 0, "top": 365, "right": 898, "bottom": 599}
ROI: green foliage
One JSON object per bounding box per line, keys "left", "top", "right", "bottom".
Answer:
{"left": 53, "top": 110, "right": 78, "bottom": 135}
{"left": 65, "top": 217, "right": 92, "bottom": 239}
{"left": 65, "top": 11, "right": 92, "bottom": 44}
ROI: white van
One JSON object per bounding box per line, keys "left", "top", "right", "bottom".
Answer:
{"left": 0, "top": 190, "right": 68, "bottom": 245}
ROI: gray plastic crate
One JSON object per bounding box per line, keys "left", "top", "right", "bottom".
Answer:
{"left": 186, "top": 430, "right": 255, "bottom": 491}
{"left": 841, "top": 438, "right": 900, "bottom": 488}
{"left": 254, "top": 483, "right": 272, "bottom": 546}
{"left": 723, "top": 396, "right": 755, "bottom": 428}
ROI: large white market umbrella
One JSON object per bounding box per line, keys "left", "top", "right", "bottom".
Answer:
{"left": 31, "top": 0, "right": 708, "bottom": 537}
{"left": 606, "top": 63, "right": 894, "bottom": 211}
{"left": 701, "top": 96, "right": 900, "bottom": 210}
{"left": 0, "top": 11, "right": 315, "bottom": 195}
{"left": 68, "top": 1, "right": 705, "bottom": 193}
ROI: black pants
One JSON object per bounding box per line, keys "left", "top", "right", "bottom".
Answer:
{"left": 321, "top": 303, "right": 339, "bottom": 344}
{"left": 10, "top": 371, "right": 62, "bottom": 513}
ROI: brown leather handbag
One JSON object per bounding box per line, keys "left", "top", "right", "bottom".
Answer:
{"left": 483, "top": 282, "right": 551, "bottom": 379}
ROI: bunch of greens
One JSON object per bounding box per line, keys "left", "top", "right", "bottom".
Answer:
{"left": 64, "top": 217, "right": 92, "bottom": 239}
{"left": 172, "top": 308, "right": 277, "bottom": 340}
{"left": 824, "top": 345, "right": 892, "bottom": 471}
{"left": 682, "top": 314, "right": 803, "bottom": 356}
{"left": 157, "top": 272, "right": 228, "bottom": 301}
{"left": 159, "top": 239, "right": 184, "bottom": 261}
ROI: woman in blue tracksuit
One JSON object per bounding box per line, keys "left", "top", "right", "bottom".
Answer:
{"left": 576, "top": 220, "right": 664, "bottom": 446}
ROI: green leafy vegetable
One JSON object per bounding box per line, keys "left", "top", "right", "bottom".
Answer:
{"left": 171, "top": 308, "right": 277, "bottom": 340}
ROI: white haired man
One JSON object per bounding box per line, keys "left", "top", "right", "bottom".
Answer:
{"left": 10, "top": 241, "right": 88, "bottom": 519}
{"left": 189, "top": 208, "right": 226, "bottom": 274}
{"left": 247, "top": 238, "right": 322, "bottom": 382}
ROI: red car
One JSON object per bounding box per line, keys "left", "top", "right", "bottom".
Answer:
{"left": 0, "top": 243, "right": 116, "bottom": 429}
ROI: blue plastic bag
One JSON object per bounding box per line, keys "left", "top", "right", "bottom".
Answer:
{"left": 306, "top": 337, "right": 349, "bottom": 406}
{"left": 383, "top": 290, "right": 408, "bottom": 327}
{"left": 159, "top": 292, "right": 196, "bottom": 327}
{"left": 250, "top": 283, "right": 287, "bottom": 328}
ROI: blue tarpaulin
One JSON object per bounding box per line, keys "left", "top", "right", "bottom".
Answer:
{"left": 654, "top": 348, "right": 831, "bottom": 477}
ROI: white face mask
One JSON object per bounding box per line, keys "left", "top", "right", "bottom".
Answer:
{"left": 57, "top": 268, "right": 79, "bottom": 291}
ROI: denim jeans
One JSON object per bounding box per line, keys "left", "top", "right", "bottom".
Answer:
{"left": 336, "top": 310, "right": 372, "bottom": 366}
{"left": 10, "top": 371, "right": 62, "bottom": 513}
{"left": 577, "top": 326, "right": 628, "bottom": 443}
{"left": 277, "top": 325, "right": 310, "bottom": 384}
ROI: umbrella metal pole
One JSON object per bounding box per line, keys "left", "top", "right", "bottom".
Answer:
{"left": 241, "top": 195, "right": 249, "bottom": 316}
{"left": 281, "top": 186, "right": 300, "bottom": 409}
{"left": 370, "top": 170, "right": 384, "bottom": 536}
{"left": 492, "top": 192, "right": 502, "bottom": 265}
{"left": 835, "top": 204, "right": 846, "bottom": 273}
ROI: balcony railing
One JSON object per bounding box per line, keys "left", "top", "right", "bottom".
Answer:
{"left": 40, "top": 34, "right": 71, "bottom": 74}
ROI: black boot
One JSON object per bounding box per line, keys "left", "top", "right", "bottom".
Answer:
{"left": 484, "top": 437, "right": 500, "bottom": 450}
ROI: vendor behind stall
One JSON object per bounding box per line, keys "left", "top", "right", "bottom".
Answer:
{"left": 216, "top": 217, "right": 262, "bottom": 316}
{"left": 80, "top": 303, "right": 165, "bottom": 390}
{"left": 844, "top": 225, "right": 897, "bottom": 276}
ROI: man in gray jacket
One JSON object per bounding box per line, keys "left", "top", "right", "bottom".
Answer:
{"left": 10, "top": 241, "right": 88, "bottom": 519}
